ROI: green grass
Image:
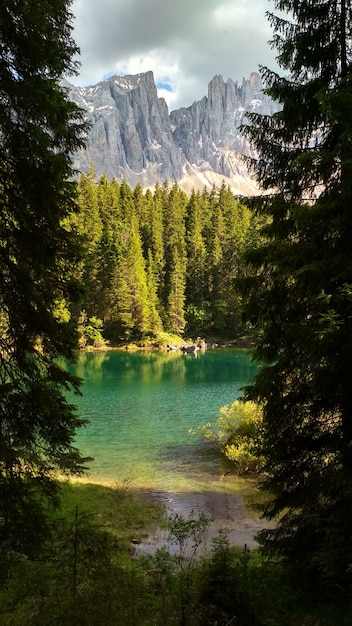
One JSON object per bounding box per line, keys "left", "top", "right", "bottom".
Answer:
{"left": 57, "top": 479, "right": 164, "bottom": 551}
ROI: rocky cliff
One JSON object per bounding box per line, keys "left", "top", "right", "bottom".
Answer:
{"left": 66, "top": 70, "right": 279, "bottom": 195}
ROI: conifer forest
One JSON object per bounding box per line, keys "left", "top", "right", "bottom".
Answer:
{"left": 73, "top": 172, "right": 260, "bottom": 342}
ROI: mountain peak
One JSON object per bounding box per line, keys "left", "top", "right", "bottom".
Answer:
{"left": 69, "top": 71, "right": 279, "bottom": 194}
{"left": 107, "top": 70, "right": 156, "bottom": 92}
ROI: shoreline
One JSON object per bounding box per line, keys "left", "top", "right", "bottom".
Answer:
{"left": 79, "top": 336, "right": 255, "bottom": 353}
{"left": 135, "top": 485, "right": 267, "bottom": 556}
{"left": 67, "top": 474, "right": 268, "bottom": 555}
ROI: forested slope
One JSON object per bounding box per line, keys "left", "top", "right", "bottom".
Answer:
{"left": 72, "top": 172, "right": 261, "bottom": 342}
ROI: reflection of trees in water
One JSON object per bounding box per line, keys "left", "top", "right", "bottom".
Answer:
{"left": 67, "top": 349, "right": 257, "bottom": 388}
{"left": 76, "top": 351, "right": 110, "bottom": 380}
{"left": 108, "top": 350, "right": 188, "bottom": 385}
{"left": 66, "top": 349, "right": 188, "bottom": 385}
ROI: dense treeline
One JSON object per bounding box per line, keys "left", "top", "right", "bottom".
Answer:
{"left": 0, "top": 0, "right": 89, "bottom": 558}
{"left": 73, "top": 170, "right": 260, "bottom": 342}
{"left": 240, "top": 0, "right": 352, "bottom": 585}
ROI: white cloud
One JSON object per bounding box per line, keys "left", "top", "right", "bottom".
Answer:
{"left": 70, "top": 0, "right": 278, "bottom": 110}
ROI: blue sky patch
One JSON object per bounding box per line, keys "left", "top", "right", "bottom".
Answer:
{"left": 156, "top": 82, "right": 175, "bottom": 93}
{"left": 102, "top": 71, "right": 116, "bottom": 80}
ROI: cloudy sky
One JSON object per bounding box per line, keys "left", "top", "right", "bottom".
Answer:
{"left": 70, "top": 0, "right": 278, "bottom": 111}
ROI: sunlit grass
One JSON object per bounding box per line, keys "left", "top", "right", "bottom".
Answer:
{"left": 58, "top": 479, "right": 163, "bottom": 549}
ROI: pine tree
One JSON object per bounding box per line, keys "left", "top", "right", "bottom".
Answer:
{"left": 163, "top": 183, "right": 187, "bottom": 334}
{"left": 143, "top": 188, "right": 165, "bottom": 333}
{"left": 109, "top": 181, "right": 152, "bottom": 338}
{"left": 0, "top": 0, "right": 89, "bottom": 555}
{"left": 241, "top": 0, "right": 352, "bottom": 581}
{"left": 146, "top": 249, "right": 163, "bottom": 335}
{"left": 75, "top": 169, "right": 103, "bottom": 317}
{"left": 185, "top": 191, "right": 208, "bottom": 334}
{"left": 133, "top": 182, "right": 148, "bottom": 237}
{"left": 207, "top": 187, "right": 227, "bottom": 332}
{"left": 167, "top": 248, "right": 187, "bottom": 335}
{"left": 128, "top": 218, "right": 152, "bottom": 336}
{"left": 95, "top": 175, "right": 121, "bottom": 321}
{"left": 218, "top": 184, "right": 252, "bottom": 335}
{"left": 147, "top": 186, "right": 165, "bottom": 294}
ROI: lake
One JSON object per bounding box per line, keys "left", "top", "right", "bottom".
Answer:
{"left": 69, "top": 348, "right": 267, "bottom": 549}
{"left": 70, "top": 348, "right": 258, "bottom": 491}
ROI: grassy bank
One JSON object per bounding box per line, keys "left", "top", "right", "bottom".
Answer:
{"left": 58, "top": 479, "right": 164, "bottom": 554}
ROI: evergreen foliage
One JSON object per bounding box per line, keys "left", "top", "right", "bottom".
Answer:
{"left": 0, "top": 1, "right": 89, "bottom": 555}
{"left": 74, "top": 176, "right": 256, "bottom": 341}
{"left": 240, "top": 0, "right": 352, "bottom": 582}
{"left": 77, "top": 311, "right": 107, "bottom": 349}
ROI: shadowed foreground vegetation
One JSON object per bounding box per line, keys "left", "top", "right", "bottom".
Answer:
{"left": 0, "top": 481, "right": 350, "bottom": 626}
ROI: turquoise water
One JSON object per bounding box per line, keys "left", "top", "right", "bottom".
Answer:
{"left": 69, "top": 349, "right": 258, "bottom": 491}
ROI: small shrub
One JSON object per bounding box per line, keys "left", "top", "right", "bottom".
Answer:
{"left": 192, "top": 400, "right": 264, "bottom": 475}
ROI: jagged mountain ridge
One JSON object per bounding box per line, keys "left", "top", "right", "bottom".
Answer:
{"left": 67, "top": 70, "right": 279, "bottom": 194}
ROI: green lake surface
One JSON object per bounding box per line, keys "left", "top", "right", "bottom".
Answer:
{"left": 70, "top": 348, "right": 258, "bottom": 494}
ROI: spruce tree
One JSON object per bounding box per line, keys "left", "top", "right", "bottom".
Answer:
{"left": 143, "top": 186, "right": 165, "bottom": 311}
{"left": 95, "top": 175, "right": 121, "bottom": 321}
{"left": 146, "top": 249, "right": 163, "bottom": 335}
{"left": 185, "top": 191, "right": 208, "bottom": 334}
{"left": 163, "top": 183, "right": 187, "bottom": 334}
{"left": 241, "top": 0, "right": 352, "bottom": 581}
{"left": 109, "top": 181, "right": 152, "bottom": 338}
{"left": 167, "top": 249, "right": 187, "bottom": 335}
{"left": 75, "top": 170, "right": 103, "bottom": 317}
{"left": 0, "top": 1, "right": 89, "bottom": 555}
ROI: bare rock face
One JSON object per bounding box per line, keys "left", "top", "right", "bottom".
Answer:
{"left": 170, "top": 73, "right": 277, "bottom": 165}
{"left": 67, "top": 71, "right": 184, "bottom": 186}
{"left": 66, "top": 70, "right": 279, "bottom": 194}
